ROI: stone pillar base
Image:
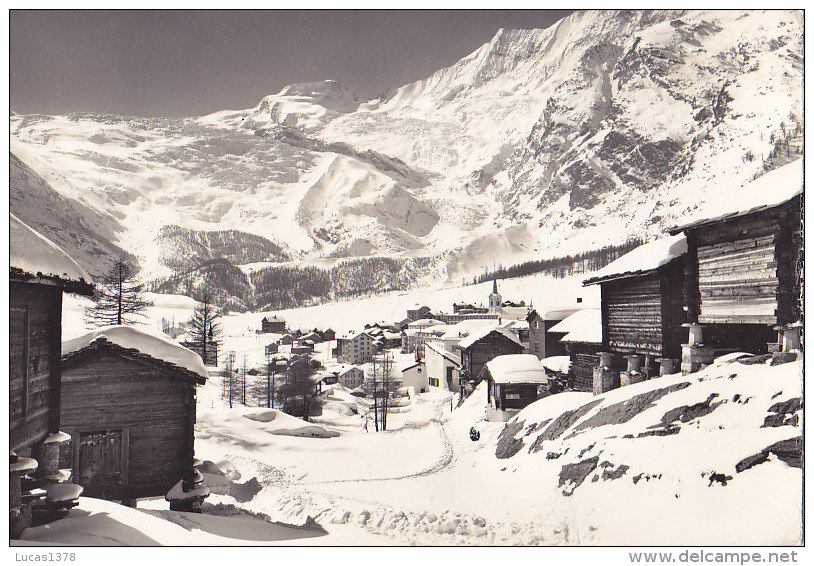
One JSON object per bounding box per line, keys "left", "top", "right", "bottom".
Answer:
{"left": 593, "top": 366, "right": 620, "bottom": 396}
{"left": 681, "top": 344, "right": 714, "bottom": 375}
{"left": 620, "top": 371, "right": 646, "bottom": 387}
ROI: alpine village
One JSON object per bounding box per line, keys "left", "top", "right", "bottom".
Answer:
{"left": 8, "top": 9, "right": 804, "bottom": 548}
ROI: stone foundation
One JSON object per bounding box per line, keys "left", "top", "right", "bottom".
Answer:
{"left": 681, "top": 344, "right": 714, "bottom": 375}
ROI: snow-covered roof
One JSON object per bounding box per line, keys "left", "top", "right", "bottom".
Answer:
{"left": 549, "top": 309, "right": 602, "bottom": 344}
{"left": 425, "top": 342, "right": 461, "bottom": 365}
{"left": 502, "top": 319, "right": 529, "bottom": 331}
{"left": 542, "top": 355, "right": 572, "bottom": 374}
{"left": 540, "top": 307, "right": 580, "bottom": 320}
{"left": 401, "top": 362, "right": 422, "bottom": 372}
{"left": 669, "top": 159, "right": 803, "bottom": 233}
{"left": 262, "top": 315, "right": 285, "bottom": 322}
{"left": 407, "top": 318, "right": 445, "bottom": 328}
{"left": 583, "top": 234, "right": 687, "bottom": 285}
{"left": 439, "top": 319, "right": 499, "bottom": 341}
{"left": 486, "top": 354, "right": 548, "bottom": 384}
{"left": 457, "top": 325, "right": 523, "bottom": 350}
{"left": 62, "top": 325, "right": 208, "bottom": 381}
{"left": 10, "top": 213, "right": 93, "bottom": 293}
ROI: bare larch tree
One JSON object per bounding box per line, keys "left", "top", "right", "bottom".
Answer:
{"left": 85, "top": 258, "right": 152, "bottom": 327}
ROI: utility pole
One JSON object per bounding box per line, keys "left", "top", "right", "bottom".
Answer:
{"left": 372, "top": 357, "right": 379, "bottom": 432}
{"left": 241, "top": 355, "right": 247, "bottom": 405}
{"left": 265, "top": 351, "right": 272, "bottom": 408}
{"left": 226, "top": 351, "right": 235, "bottom": 408}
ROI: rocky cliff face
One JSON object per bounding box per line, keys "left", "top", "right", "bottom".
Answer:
{"left": 9, "top": 10, "right": 803, "bottom": 282}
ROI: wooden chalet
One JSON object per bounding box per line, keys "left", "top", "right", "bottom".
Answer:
{"left": 669, "top": 160, "right": 803, "bottom": 354}
{"left": 261, "top": 315, "right": 286, "bottom": 333}
{"left": 482, "top": 354, "right": 549, "bottom": 421}
{"left": 9, "top": 214, "right": 94, "bottom": 537}
{"left": 60, "top": 326, "right": 207, "bottom": 503}
{"left": 549, "top": 309, "right": 603, "bottom": 392}
{"left": 456, "top": 326, "right": 524, "bottom": 389}
{"left": 583, "top": 234, "right": 688, "bottom": 374}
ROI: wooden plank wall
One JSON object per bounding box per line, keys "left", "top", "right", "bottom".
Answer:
{"left": 603, "top": 273, "right": 665, "bottom": 356}
{"left": 61, "top": 352, "right": 194, "bottom": 500}
{"left": 10, "top": 282, "right": 62, "bottom": 452}
{"left": 465, "top": 334, "right": 524, "bottom": 382}
{"left": 775, "top": 196, "right": 802, "bottom": 325}
{"left": 695, "top": 212, "right": 780, "bottom": 325}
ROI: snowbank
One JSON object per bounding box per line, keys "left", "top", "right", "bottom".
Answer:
{"left": 493, "top": 357, "right": 803, "bottom": 545}
{"left": 62, "top": 325, "right": 208, "bottom": 379}
{"left": 242, "top": 409, "right": 339, "bottom": 438}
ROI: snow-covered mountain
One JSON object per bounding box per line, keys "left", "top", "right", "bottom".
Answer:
{"left": 10, "top": 9, "right": 802, "bottom": 283}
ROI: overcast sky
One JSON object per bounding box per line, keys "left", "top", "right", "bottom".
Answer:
{"left": 10, "top": 9, "right": 573, "bottom": 117}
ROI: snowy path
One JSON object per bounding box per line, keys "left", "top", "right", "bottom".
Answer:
{"left": 304, "top": 403, "right": 455, "bottom": 485}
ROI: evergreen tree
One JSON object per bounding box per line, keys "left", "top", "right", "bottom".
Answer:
{"left": 188, "top": 292, "right": 222, "bottom": 365}
{"left": 85, "top": 258, "right": 152, "bottom": 327}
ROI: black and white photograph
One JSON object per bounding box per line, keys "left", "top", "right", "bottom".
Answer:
{"left": 7, "top": 7, "right": 804, "bottom": 553}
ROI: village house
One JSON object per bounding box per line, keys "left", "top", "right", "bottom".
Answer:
{"left": 10, "top": 214, "right": 95, "bottom": 537}
{"left": 301, "top": 331, "right": 321, "bottom": 343}
{"left": 425, "top": 342, "right": 462, "bottom": 392}
{"left": 549, "top": 309, "right": 603, "bottom": 392}
{"left": 336, "top": 366, "right": 365, "bottom": 389}
{"left": 526, "top": 307, "right": 581, "bottom": 360}
{"left": 400, "top": 361, "right": 428, "bottom": 393}
{"left": 456, "top": 326, "right": 524, "bottom": 392}
{"left": 402, "top": 318, "right": 446, "bottom": 355}
{"left": 335, "top": 330, "right": 376, "bottom": 364}
{"left": 452, "top": 301, "right": 489, "bottom": 314}
{"left": 483, "top": 354, "right": 550, "bottom": 422}
{"left": 668, "top": 160, "right": 803, "bottom": 369}
{"left": 265, "top": 342, "right": 279, "bottom": 355}
{"left": 260, "top": 315, "right": 286, "bottom": 333}
{"left": 406, "top": 305, "right": 433, "bottom": 321}
{"left": 320, "top": 328, "right": 336, "bottom": 342}
{"left": 60, "top": 326, "right": 208, "bottom": 506}
{"left": 582, "top": 234, "right": 688, "bottom": 382}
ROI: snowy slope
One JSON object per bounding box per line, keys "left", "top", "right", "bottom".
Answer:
{"left": 10, "top": 10, "right": 802, "bottom": 285}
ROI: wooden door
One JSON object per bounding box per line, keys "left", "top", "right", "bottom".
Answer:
{"left": 78, "top": 430, "right": 123, "bottom": 500}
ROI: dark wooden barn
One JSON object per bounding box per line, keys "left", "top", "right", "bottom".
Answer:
{"left": 482, "top": 354, "right": 549, "bottom": 421}
{"left": 59, "top": 327, "right": 207, "bottom": 502}
{"left": 9, "top": 214, "right": 94, "bottom": 536}
{"left": 548, "top": 309, "right": 603, "bottom": 392}
{"left": 583, "top": 234, "right": 688, "bottom": 372}
{"left": 456, "top": 326, "right": 524, "bottom": 388}
{"left": 669, "top": 161, "right": 802, "bottom": 353}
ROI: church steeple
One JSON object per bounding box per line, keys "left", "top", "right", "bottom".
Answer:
{"left": 489, "top": 278, "right": 502, "bottom": 314}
